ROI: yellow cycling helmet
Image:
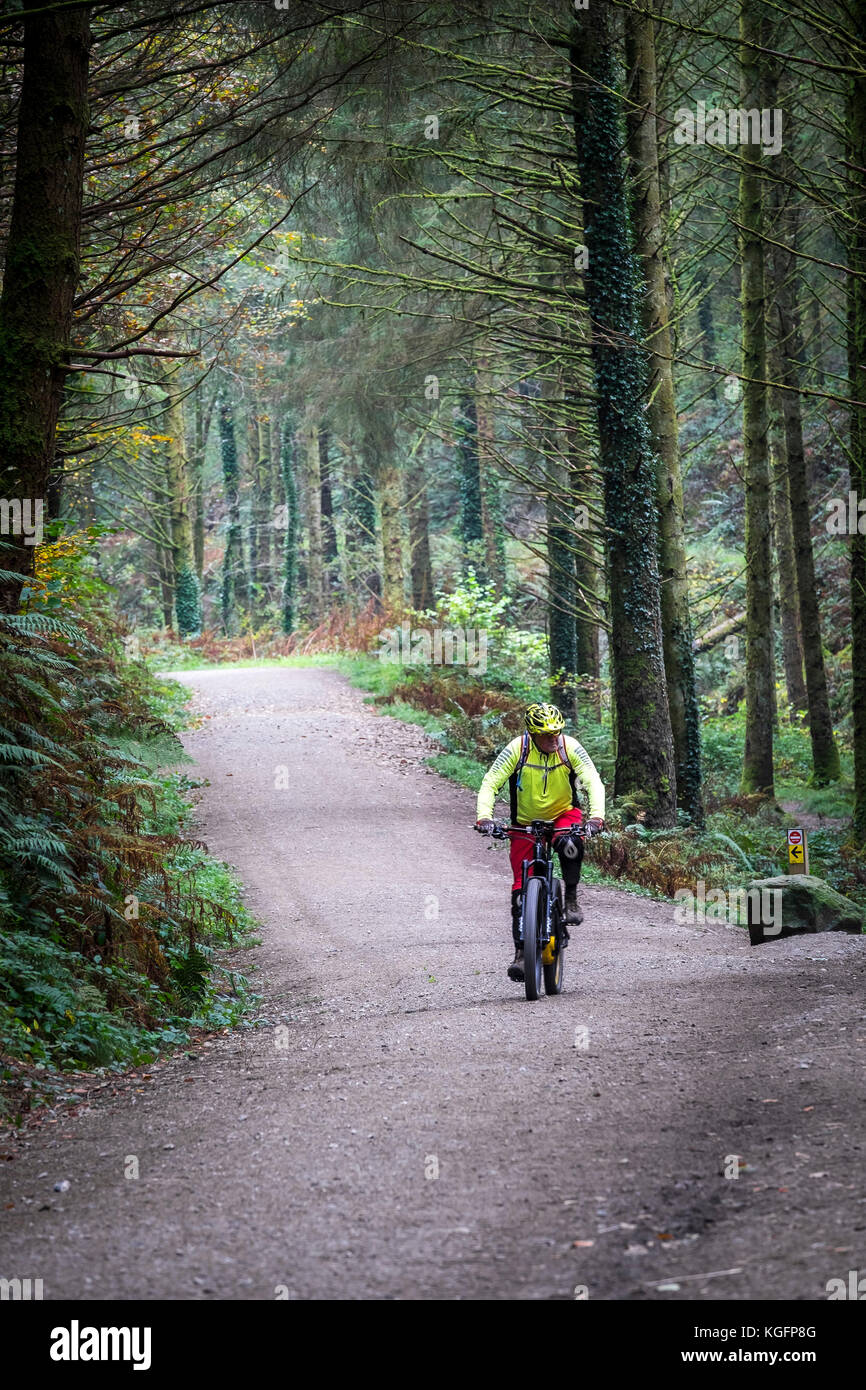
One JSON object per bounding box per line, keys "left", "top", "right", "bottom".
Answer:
{"left": 524, "top": 702, "right": 565, "bottom": 734}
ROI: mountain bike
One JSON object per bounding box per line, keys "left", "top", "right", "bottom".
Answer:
{"left": 487, "top": 819, "right": 599, "bottom": 1002}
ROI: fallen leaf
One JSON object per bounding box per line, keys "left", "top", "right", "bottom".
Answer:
{"left": 761, "top": 1098, "right": 779, "bottom": 1104}
{"left": 572, "top": 1239, "right": 594, "bottom": 1248}
{"left": 656, "top": 1232, "right": 673, "bottom": 1241}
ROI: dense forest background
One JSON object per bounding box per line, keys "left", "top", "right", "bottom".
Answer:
{"left": 1, "top": 0, "right": 864, "bottom": 1098}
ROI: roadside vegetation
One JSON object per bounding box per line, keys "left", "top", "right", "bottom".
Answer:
{"left": 0, "top": 531, "right": 257, "bottom": 1127}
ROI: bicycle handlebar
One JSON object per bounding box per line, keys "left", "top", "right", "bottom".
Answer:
{"left": 474, "top": 819, "right": 603, "bottom": 840}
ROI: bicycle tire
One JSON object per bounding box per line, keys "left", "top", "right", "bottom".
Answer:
{"left": 522, "top": 877, "right": 545, "bottom": 1001}
{"left": 544, "top": 880, "right": 565, "bottom": 996}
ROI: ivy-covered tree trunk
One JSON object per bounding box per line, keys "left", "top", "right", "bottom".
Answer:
{"left": 320, "top": 429, "right": 337, "bottom": 576}
{"left": 546, "top": 456, "right": 578, "bottom": 721}
{"left": 257, "top": 414, "right": 273, "bottom": 601}
{"left": 160, "top": 369, "right": 201, "bottom": 637}
{"left": 571, "top": 440, "right": 603, "bottom": 720}
{"left": 280, "top": 417, "right": 298, "bottom": 635}
{"left": 625, "top": 3, "right": 703, "bottom": 824}
{"left": 848, "top": 8, "right": 866, "bottom": 837}
{"left": 219, "top": 399, "right": 246, "bottom": 637}
{"left": 738, "top": 0, "right": 775, "bottom": 796}
{"left": 770, "top": 160, "right": 841, "bottom": 780}
{"left": 767, "top": 352, "right": 808, "bottom": 716}
{"left": 191, "top": 383, "right": 208, "bottom": 581}
{"left": 570, "top": 2, "right": 677, "bottom": 825}
{"left": 0, "top": 1, "right": 91, "bottom": 609}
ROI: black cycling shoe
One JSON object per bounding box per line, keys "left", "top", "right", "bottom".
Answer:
{"left": 507, "top": 947, "right": 525, "bottom": 982}
{"left": 564, "top": 888, "right": 584, "bottom": 925}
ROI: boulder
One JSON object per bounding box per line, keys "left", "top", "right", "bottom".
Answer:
{"left": 746, "top": 874, "right": 866, "bottom": 945}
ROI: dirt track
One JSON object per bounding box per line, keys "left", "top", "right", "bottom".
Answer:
{"left": 2, "top": 665, "right": 864, "bottom": 1301}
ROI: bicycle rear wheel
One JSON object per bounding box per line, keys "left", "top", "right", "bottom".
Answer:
{"left": 544, "top": 880, "right": 565, "bottom": 996}
{"left": 522, "top": 877, "right": 545, "bottom": 1001}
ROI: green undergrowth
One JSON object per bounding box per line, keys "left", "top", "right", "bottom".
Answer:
{"left": 0, "top": 548, "right": 259, "bottom": 1128}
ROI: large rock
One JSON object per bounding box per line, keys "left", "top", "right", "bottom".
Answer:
{"left": 746, "top": 874, "right": 866, "bottom": 945}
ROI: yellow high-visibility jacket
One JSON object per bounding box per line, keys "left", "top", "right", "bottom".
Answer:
{"left": 476, "top": 733, "right": 605, "bottom": 824}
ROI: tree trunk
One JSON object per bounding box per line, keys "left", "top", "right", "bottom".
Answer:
{"left": 408, "top": 452, "right": 434, "bottom": 612}
{"left": 320, "top": 428, "right": 337, "bottom": 575}
{"left": 191, "top": 384, "right": 207, "bottom": 581}
{"left": 219, "top": 399, "right": 246, "bottom": 636}
{"left": 848, "top": 9, "right": 866, "bottom": 836}
{"left": 280, "top": 417, "right": 298, "bottom": 635}
{"left": 475, "top": 360, "right": 507, "bottom": 593}
{"left": 546, "top": 445, "right": 578, "bottom": 721}
{"left": 738, "top": 0, "right": 775, "bottom": 796}
{"left": 770, "top": 159, "right": 841, "bottom": 781}
{"left": 304, "top": 420, "right": 323, "bottom": 623}
{"left": 570, "top": 2, "right": 677, "bottom": 825}
{"left": 358, "top": 464, "right": 382, "bottom": 613}
{"left": 625, "top": 3, "right": 703, "bottom": 824}
{"left": 160, "top": 368, "right": 201, "bottom": 636}
{"left": 156, "top": 540, "right": 174, "bottom": 630}
{"left": 456, "top": 394, "right": 485, "bottom": 577}
{"left": 0, "top": 1, "right": 91, "bottom": 608}
{"left": 768, "top": 373, "right": 808, "bottom": 715}
{"left": 257, "top": 414, "right": 273, "bottom": 601}
{"left": 571, "top": 443, "right": 603, "bottom": 720}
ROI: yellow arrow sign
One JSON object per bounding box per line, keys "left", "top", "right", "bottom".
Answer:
{"left": 789, "top": 844, "right": 803, "bottom": 862}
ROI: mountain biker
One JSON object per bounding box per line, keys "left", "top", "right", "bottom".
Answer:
{"left": 475, "top": 702, "right": 605, "bottom": 982}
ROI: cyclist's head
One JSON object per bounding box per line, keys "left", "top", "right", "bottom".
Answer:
{"left": 524, "top": 702, "right": 565, "bottom": 736}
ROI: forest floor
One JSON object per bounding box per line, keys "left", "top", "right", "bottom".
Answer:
{"left": 1, "top": 665, "right": 864, "bottom": 1301}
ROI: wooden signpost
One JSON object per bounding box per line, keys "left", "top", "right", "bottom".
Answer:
{"left": 787, "top": 827, "right": 809, "bottom": 875}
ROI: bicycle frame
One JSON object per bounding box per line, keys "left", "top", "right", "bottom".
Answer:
{"left": 512, "top": 821, "right": 558, "bottom": 948}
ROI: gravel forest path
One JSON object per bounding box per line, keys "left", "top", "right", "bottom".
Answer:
{"left": 2, "top": 665, "right": 864, "bottom": 1301}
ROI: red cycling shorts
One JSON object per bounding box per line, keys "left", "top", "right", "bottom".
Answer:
{"left": 508, "top": 807, "right": 583, "bottom": 890}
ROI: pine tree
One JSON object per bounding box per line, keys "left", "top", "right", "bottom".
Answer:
{"left": 219, "top": 399, "right": 246, "bottom": 637}
{"left": 738, "top": 0, "right": 775, "bottom": 796}
{"left": 280, "top": 416, "right": 299, "bottom": 635}
{"left": 625, "top": 2, "right": 703, "bottom": 823}
{"left": 570, "top": 0, "right": 677, "bottom": 824}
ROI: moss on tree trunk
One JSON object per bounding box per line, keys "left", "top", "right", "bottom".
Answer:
{"left": 625, "top": 3, "right": 703, "bottom": 824}
{"left": 738, "top": 0, "right": 775, "bottom": 796}
{"left": 848, "top": 8, "right": 866, "bottom": 837}
{"left": 570, "top": 2, "right": 677, "bottom": 825}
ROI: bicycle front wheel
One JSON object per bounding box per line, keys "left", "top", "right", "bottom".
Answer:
{"left": 522, "top": 877, "right": 545, "bottom": 1001}
{"left": 544, "top": 880, "right": 565, "bottom": 996}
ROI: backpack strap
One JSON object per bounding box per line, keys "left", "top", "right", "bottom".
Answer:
{"left": 558, "top": 734, "right": 579, "bottom": 808}
{"left": 509, "top": 732, "right": 530, "bottom": 823}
